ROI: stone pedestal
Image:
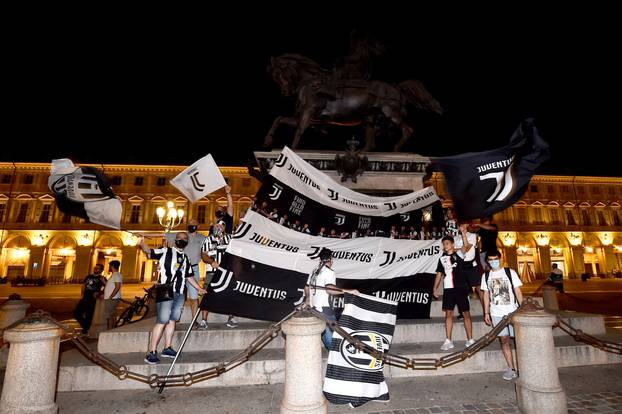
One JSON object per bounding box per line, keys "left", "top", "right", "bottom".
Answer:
{"left": 280, "top": 315, "right": 327, "bottom": 414}
{"left": 0, "top": 299, "right": 30, "bottom": 331}
{"left": 88, "top": 298, "right": 107, "bottom": 338}
{"left": 542, "top": 286, "right": 559, "bottom": 310}
{"left": 1, "top": 320, "right": 62, "bottom": 414}
{"left": 513, "top": 309, "right": 567, "bottom": 414}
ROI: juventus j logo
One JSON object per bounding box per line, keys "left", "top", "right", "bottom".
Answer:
{"left": 307, "top": 246, "right": 322, "bottom": 259}
{"left": 210, "top": 267, "right": 234, "bottom": 293}
{"left": 400, "top": 213, "right": 410, "bottom": 222}
{"left": 334, "top": 214, "right": 346, "bottom": 226}
{"left": 379, "top": 251, "right": 396, "bottom": 267}
{"left": 269, "top": 183, "right": 283, "bottom": 200}
{"left": 479, "top": 163, "right": 516, "bottom": 202}
{"left": 232, "top": 222, "right": 252, "bottom": 239}
{"left": 274, "top": 154, "right": 288, "bottom": 168}
{"left": 327, "top": 189, "right": 339, "bottom": 201}
{"left": 384, "top": 202, "right": 397, "bottom": 211}
{"left": 186, "top": 167, "right": 205, "bottom": 192}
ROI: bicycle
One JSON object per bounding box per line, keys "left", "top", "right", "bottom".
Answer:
{"left": 115, "top": 286, "right": 154, "bottom": 327}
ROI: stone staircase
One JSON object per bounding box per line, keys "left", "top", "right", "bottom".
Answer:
{"left": 57, "top": 298, "right": 622, "bottom": 391}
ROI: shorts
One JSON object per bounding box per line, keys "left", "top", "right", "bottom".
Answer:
{"left": 185, "top": 264, "right": 201, "bottom": 300}
{"left": 463, "top": 264, "right": 483, "bottom": 288}
{"left": 491, "top": 314, "right": 514, "bottom": 337}
{"left": 156, "top": 292, "right": 185, "bottom": 324}
{"left": 104, "top": 298, "right": 120, "bottom": 319}
{"left": 442, "top": 287, "right": 470, "bottom": 312}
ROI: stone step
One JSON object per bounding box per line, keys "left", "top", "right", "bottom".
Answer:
{"left": 58, "top": 333, "right": 622, "bottom": 391}
{"left": 97, "top": 310, "right": 604, "bottom": 354}
{"left": 180, "top": 297, "right": 544, "bottom": 323}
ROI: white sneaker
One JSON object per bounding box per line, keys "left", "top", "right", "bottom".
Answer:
{"left": 440, "top": 338, "right": 454, "bottom": 351}
{"left": 226, "top": 317, "right": 238, "bottom": 328}
{"left": 502, "top": 368, "right": 518, "bottom": 380}
{"left": 198, "top": 320, "right": 208, "bottom": 330}
{"left": 465, "top": 338, "right": 476, "bottom": 347}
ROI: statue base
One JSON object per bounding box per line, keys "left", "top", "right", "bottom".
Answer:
{"left": 254, "top": 149, "right": 431, "bottom": 194}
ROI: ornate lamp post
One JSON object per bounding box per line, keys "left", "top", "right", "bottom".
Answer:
{"left": 156, "top": 201, "right": 185, "bottom": 233}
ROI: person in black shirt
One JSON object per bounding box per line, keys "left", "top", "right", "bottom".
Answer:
{"left": 433, "top": 226, "right": 475, "bottom": 351}
{"left": 73, "top": 264, "right": 107, "bottom": 334}
{"left": 473, "top": 217, "right": 499, "bottom": 270}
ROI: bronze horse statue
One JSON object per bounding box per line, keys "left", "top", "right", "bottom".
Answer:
{"left": 264, "top": 53, "right": 443, "bottom": 151}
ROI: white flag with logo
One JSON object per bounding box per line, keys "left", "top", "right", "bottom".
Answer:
{"left": 171, "top": 154, "right": 226, "bottom": 202}
{"left": 323, "top": 293, "right": 398, "bottom": 407}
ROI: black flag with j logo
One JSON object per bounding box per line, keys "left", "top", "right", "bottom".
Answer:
{"left": 433, "top": 119, "right": 550, "bottom": 220}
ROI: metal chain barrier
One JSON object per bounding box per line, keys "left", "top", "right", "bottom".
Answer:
{"left": 1, "top": 297, "right": 619, "bottom": 388}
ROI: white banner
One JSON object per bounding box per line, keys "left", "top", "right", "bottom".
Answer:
{"left": 229, "top": 210, "right": 441, "bottom": 280}
{"left": 269, "top": 147, "right": 439, "bottom": 216}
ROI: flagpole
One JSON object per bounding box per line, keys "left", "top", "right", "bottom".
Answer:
{"left": 157, "top": 298, "right": 203, "bottom": 394}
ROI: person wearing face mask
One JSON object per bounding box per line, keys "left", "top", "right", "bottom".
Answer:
{"left": 480, "top": 250, "right": 523, "bottom": 381}
{"left": 165, "top": 218, "right": 206, "bottom": 325}
{"left": 139, "top": 233, "right": 206, "bottom": 365}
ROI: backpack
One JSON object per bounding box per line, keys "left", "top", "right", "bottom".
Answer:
{"left": 484, "top": 267, "right": 520, "bottom": 306}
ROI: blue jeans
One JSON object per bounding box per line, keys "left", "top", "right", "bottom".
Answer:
{"left": 156, "top": 292, "right": 185, "bottom": 324}
{"left": 320, "top": 307, "right": 337, "bottom": 350}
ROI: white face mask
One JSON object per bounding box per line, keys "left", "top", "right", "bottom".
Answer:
{"left": 489, "top": 259, "right": 501, "bottom": 269}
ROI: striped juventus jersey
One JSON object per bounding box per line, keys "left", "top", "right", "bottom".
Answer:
{"left": 201, "top": 234, "right": 231, "bottom": 272}
{"left": 149, "top": 247, "right": 194, "bottom": 294}
{"left": 436, "top": 252, "right": 467, "bottom": 289}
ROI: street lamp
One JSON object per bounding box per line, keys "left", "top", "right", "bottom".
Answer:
{"left": 156, "top": 201, "right": 185, "bottom": 233}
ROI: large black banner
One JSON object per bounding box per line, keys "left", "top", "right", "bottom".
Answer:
{"left": 200, "top": 211, "right": 439, "bottom": 321}
{"left": 200, "top": 253, "right": 308, "bottom": 322}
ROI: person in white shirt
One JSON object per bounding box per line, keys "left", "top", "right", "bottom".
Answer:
{"left": 455, "top": 222, "right": 484, "bottom": 315}
{"left": 481, "top": 250, "right": 524, "bottom": 381}
{"left": 304, "top": 248, "right": 358, "bottom": 350}
{"left": 104, "top": 260, "right": 123, "bottom": 330}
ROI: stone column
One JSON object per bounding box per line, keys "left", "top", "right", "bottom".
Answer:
{"left": 121, "top": 246, "right": 139, "bottom": 283}
{"left": 280, "top": 314, "right": 327, "bottom": 414}
{"left": 570, "top": 246, "right": 585, "bottom": 279}
{"left": 602, "top": 246, "right": 616, "bottom": 275}
{"left": 1, "top": 320, "right": 63, "bottom": 414}
{"left": 504, "top": 246, "right": 518, "bottom": 270}
{"left": 537, "top": 246, "right": 551, "bottom": 279}
{"left": 27, "top": 247, "right": 46, "bottom": 278}
{"left": 0, "top": 297, "right": 30, "bottom": 331}
{"left": 73, "top": 246, "right": 93, "bottom": 282}
{"left": 542, "top": 286, "right": 559, "bottom": 310}
{"left": 513, "top": 308, "right": 567, "bottom": 414}
{"left": 88, "top": 297, "right": 107, "bottom": 338}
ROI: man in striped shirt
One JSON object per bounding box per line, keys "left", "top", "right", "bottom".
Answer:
{"left": 139, "top": 233, "right": 206, "bottom": 365}
{"left": 197, "top": 220, "right": 232, "bottom": 329}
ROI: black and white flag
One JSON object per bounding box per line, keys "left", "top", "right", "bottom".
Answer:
{"left": 433, "top": 119, "right": 550, "bottom": 220}
{"left": 255, "top": 175, "right": 438, "bottom": 235}
{"left": 324, "top": 293, "right": 397, "bottom": 407}
{"left": 268, "top": 146, "right": 439, "bottom": 216}
{"left": 48, "top": 159, "right": 122, "bottom": 229}
{"left": 201, "top": 210, "right": 439, "bottom": 321}
{"left": 171, "top": 154, "right": 226, "bottom": 202}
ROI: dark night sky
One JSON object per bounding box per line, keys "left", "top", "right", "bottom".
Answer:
{"left": 4, "top": 12, "right": 621, "bottom": 177}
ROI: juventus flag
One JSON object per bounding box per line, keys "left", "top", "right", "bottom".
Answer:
{"left": 48, "top": 159, "right": 122, "bottom": 229}
{"left": 433, "top": 119, "right": 549, "bottom": 220}
{"left": 201, "top": 210, "right": 439, "bottom": 321}
{"left": 171, "top": 154, "right": 226, "bottom": 202}
{"left": 324, "top": 293, "right": 397, "bottom": 407}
